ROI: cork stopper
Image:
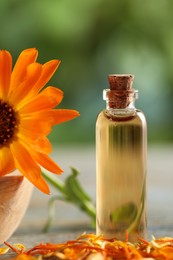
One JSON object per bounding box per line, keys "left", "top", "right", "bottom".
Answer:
{"left": 108, "top": 74, "right": 134, "bottom": 91}
{"left": 106, "top": 74, "right": 135, "bottom": 109}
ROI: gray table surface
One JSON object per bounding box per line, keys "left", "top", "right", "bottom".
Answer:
{"left": 1, "top": 144, "right": 173, "bottom": 258}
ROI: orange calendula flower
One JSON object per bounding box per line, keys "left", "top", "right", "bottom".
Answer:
{"left": 0, "top": 48, "right": 79, "bottom": 194}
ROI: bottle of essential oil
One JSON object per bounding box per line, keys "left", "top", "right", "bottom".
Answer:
{"left": 96, "top": 74, "right": 147, "bottom": 242}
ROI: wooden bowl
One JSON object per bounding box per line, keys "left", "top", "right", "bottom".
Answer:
{"left": 0, "top": 170, "right": 33, "bottom": 244}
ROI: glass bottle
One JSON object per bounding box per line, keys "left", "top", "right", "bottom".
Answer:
{"left": 96, "top": 74, "right": 147, "bottom": 242}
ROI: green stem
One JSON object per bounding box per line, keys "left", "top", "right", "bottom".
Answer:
{"left": 127, "top": 180, "right": 146, "bottom": 234}
{"left": 127, "top": 196, "right": 144, "bottom": 234}
{"left": 43, "top": 195, "right": 66, "bottom": 233}
{"left": 80, "top": 200, "right": 96, "bottom": 219}
{"left": 42, "top": 171, "right": 66, "bottom": 195}
{"left": 42, "top": 169, "right": 96, "bottom": 231}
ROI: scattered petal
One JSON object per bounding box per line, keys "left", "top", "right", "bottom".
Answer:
{"left": 4, "top": 234, "right": 173, "bottom": 259}
{"left": 0, "top": 247, "right": 10, "bottom": 254}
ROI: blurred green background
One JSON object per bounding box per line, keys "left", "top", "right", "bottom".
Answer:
{"left": 1, "top": 0, "right": 173, "bottom": 144}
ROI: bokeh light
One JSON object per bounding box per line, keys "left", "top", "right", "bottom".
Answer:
{"left": 1, "top": 0, "right": 173, "bottom": 144}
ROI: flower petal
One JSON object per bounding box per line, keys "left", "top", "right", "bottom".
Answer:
{"left": 10, "top": 140, "right": 50, "bottom": 194}
{"left": 28, "top": 59, "right": 61, "bottom": 97}
{"left": 19, "top": 86, "right": 63, "bottom": 114}
{"left": 0, "top": 48, "right": 79, "bottom": 194}
{"left": 10, "top": 48, "right": 38, "bottom": 93}
{"left": 17, "top": 126, "right": 45, "bottom": 141}
{"left": 0, "top": 147, "right": 15, "bottom": 176}
{"left": 50, "top": 109, "right": 80, "bottom": 125}
{"left": 19, "top": 134, "right": 52, "bottom": 154}
{"left": 9, "top": 63, "right": 42, "bottom": 107}
{"left": 30, "top": 149, "right": 63, "bottom": 174}
{"left": 19, "top": 117, "right": 52, "bottom": 136}
{"left": 30, "top": 109, "right": 80, "bottom": 125}
{"left": 0, "top": 50, "right": 12, "bottom": 99}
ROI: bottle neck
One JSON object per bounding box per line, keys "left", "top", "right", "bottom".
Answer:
{"left": 106, "top": 100, "right": 136, "bottom": 110}
{"left": 105, "top": 101, "right": 137, "bottom": 119}
{"left": 103, "top": 88, "right": 138, "bottom": 110}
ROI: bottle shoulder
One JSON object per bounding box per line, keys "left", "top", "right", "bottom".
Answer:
{"left": 96, "top": 109, "right": 146, "bottom": 125}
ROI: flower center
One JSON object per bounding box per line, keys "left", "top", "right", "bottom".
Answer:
{"left": 0, "top": 100, "right": 19, "bottom": 146}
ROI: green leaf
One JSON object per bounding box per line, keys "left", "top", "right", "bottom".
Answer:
{"left": 64, "top": 167, "right": 92, "bottom": 203}
{"left": 110, "top": 202, "right": 137, "bottom": 226}
{"left": 42, "top": 167, "right": 96, "bottom": 232}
